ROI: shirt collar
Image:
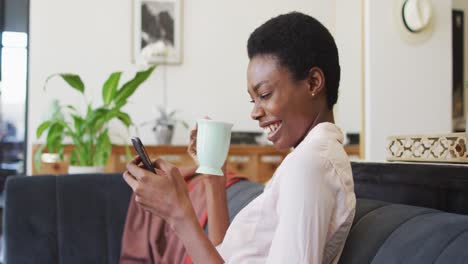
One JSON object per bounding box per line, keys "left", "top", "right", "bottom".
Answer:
{"left": 301, "top": 122, "right": 344, "bottom": 145}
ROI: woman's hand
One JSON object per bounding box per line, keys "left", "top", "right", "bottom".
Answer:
{"left": 123, "top": 156, "right": 196, "bottom": 228}
{"left": 123, "top": 156, "right": 225, "bottom": 263}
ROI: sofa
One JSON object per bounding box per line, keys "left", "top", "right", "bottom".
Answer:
{"left": 3, "top": 161, "right": 468, "bottom": 263}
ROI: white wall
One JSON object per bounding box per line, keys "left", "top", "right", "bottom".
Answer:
{"left": 334, "top": 0, "right": 362, "bottom": 134}
{"left": 364, "top": 0, "right": 453, "bottom": 161}
{"left": 27, "top": 0, "right": 337, "bottom": 173}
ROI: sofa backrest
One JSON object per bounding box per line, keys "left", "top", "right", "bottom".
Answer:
{"left": 352, "top": 162, "right": 468, "bottom": 214}
{"left": 4, "top": 174, "right": 131, "bottom": 264}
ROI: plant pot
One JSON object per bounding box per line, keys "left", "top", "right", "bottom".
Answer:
{"left": 68, "top": 165, "right": 105, "bottom": 174}
{"left": 154, "top": 123, "right": 174, "bottom": 145}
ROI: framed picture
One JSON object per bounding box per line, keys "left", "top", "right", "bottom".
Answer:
{"left": 134, "top": 0, "right": 182, "bottom": 64}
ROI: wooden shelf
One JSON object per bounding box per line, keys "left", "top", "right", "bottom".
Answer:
{"left": 32, "top": 144, "right": 359, "bottom": 184}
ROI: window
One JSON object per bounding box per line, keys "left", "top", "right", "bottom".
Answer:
{"left": 0, "top": 31, "right": 28, "bottom": 175}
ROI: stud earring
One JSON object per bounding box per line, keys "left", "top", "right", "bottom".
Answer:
{"left": 312, "top": 93, "right": 315, "bottom": 97}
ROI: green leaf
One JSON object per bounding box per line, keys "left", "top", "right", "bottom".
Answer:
{"left": 94, "top": 130, "right": 112, "bottom": 166}
{"left": 34, "top": 144, "right": 47, "bottom": 173}
{"left": 66, "top": 133, "right": 87, "bottom": 166}
{"left": 102, "top": 72, "right": 122, "bottom": 106}
{"left": 114, "top": 65, "right": 156, "bottom": 106}
{"left": 66, "top": 105, "right": 78, "bottom": 112}
{"left": 46, "top": 122, "right": 64, "bottom": 153}
{"left": 116, "top": 111, "right": 132, "bottom": 127}
{"left": 58, "top": 148, "right": 64, "bottom": 161}
{"left": 71, "top": 114, "right": 85, "bottom": 134}
{"left": 114, "top": 99, "right": 127, "bottom": 109}
{"left": 36, "top": 121, "right": 52, "bottom": 138}
{"left": 59, "top": 74, "right": 85, "bottom": 94}
{"left": 90, "top": 108, "right": 111, "bottom": 130}
{"left": 70, "top": 151, "right": 78, "bottom": 165}
{"left": 84, "top": 104, "right": 98, "bottom": 129}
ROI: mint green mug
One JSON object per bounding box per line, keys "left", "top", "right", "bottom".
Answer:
{"left": 195, "top": 119, "right": 233, "bottom": 176}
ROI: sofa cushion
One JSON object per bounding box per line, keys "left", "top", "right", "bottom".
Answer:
{"left": 340, "top": 199, "right": 468, "bottom": 264}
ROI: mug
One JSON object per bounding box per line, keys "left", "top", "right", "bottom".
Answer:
{"left": 195, "top": 119, "right": 233, "bottom": 176}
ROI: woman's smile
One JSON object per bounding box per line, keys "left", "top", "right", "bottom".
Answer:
{"left": 260, "top": 120, "right": 283, "bottom": 141}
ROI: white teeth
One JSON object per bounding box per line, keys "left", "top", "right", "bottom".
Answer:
{"left": 264, "top": 123, "right": 280, "bottom": 134}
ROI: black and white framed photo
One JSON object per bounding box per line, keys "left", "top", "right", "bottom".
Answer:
{"left": 134, "top": 0, "right": 182, "bottom": 64}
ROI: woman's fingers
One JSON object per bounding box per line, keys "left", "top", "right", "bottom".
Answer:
{"left": 123, "top": 171, "right": 138, "bottom": 191}
{"left": 130, "top": 155, "right": 142, "bottom": 165}
{"left": 137, "top": 202, "right": 153, "bottom": 212}
{"left": 153, "top": 158, "right": 175, "bottom": 175}
{"left": 151, "top": 157, "right": 165, "bottom": 170}
{"left": 127, "top": 162, "right": 153, "bottom": 181}
{"left": 188, "top": 124, "right": 198, "bottom": 164}
{"left": 190, "top": 124, "right": 197, "bottom": 137}
{"left": 155, "top": 168, "right": 166, "bottom": 176}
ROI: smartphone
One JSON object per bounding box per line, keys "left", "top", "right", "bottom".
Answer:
{"left": 131, "top": 137, "right": 156, "bottom": 173}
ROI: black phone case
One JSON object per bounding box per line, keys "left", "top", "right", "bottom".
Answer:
{"left": 131, "top": 137, "right": 156, "bottom": 173}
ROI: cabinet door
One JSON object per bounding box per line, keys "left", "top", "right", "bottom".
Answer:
{"left": 111, "top": 152, "right": 196, "bottom": 172}
{"left": 156, "top": 154, "right": 196, "bottom": 168}
{"left": 227, "top": 155, "right": 257, "bottom": 180}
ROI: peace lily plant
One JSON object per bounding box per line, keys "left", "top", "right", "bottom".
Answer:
{"left": 35, "top": 66, "right": 156, "bottom": 172}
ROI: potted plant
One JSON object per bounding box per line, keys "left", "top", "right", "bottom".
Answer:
{"left": 152, "top": 107, "right": 189, "bottom": 145}
{"left": 35, "top": 66, "right": 156, "bottom": 173}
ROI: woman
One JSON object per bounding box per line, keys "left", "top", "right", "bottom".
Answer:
{"left": 123, "top": 12, "right": 356, "bottom": 263}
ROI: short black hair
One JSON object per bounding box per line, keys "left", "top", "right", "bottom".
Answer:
{"left": 247, "top": 12, "right": 341, "bottom": 110}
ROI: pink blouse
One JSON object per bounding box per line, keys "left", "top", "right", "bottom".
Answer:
{"left": 217, "top": 122, "right": 356, "bottom": 263}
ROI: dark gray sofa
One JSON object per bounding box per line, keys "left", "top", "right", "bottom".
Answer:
{"left": 3, "top": 162, "right": 468, "bottom": 263}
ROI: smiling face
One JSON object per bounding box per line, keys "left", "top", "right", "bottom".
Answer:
{"left": 247, "top": 55, "right": 327, "bottom": 150}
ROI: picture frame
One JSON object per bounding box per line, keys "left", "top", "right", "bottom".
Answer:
{"left": 133, "top": 0, "right": 182, "bottom": 64}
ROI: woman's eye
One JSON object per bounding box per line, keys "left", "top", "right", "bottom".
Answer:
{"left": 249, "top": 99, "right": 255, "bottom": 104}
{"left": 260, "top": 93, "right": 271, "bottom": 100}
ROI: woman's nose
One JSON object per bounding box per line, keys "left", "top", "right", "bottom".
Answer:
{"left": 250, "top": 103, "right": 264, "bottom": 120}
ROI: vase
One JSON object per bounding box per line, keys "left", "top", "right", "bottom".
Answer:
{"left": 154, "top": 123, "right": 174, "bottom": 145}
{"left": 68, "top": 165, "right": 105, "bottom": 174}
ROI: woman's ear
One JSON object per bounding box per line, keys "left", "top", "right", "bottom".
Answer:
{"left": 307, "top": 67, "right": 326, "bottom": 97}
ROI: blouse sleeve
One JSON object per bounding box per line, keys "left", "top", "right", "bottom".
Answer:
{"left": 266, "top": 153, "right": 339, "bottom": 263}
